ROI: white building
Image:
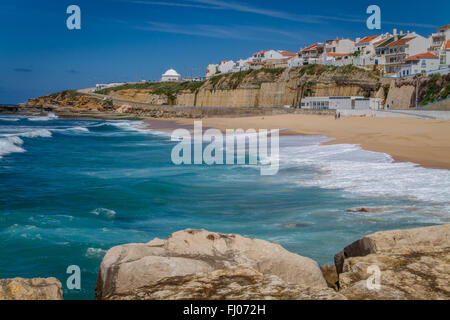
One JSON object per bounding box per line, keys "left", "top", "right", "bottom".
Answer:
{"left": 206, "top": 64, "right": 219, "bottom": 78}
{"left": 217, "top": 60, "right": 235, "bottom": 74}
{"left": 324, "top": 38, "right": 355, "bottom": 55}
{"left": 440, "top": 40, "right": 450, "bottom": 67}
{"left": 161, "top": 69, "right": 181, "bottom": 82}
{"left": 288, "top": 56, "right": 305, "bottom": 68}
{"left": 95, "top": 82, "right": 125, "bottom": 91}
{"left": 384, "top": 33, "right": 431, "bottom": 74}
{"left": 429, "top": 24, "right": 450, "bottom": 54}
{"left": 399, "top": 52, "right": 440, "bottom": 76}
{"left": 301, "top": 96, "right": 381, "bottom": 110}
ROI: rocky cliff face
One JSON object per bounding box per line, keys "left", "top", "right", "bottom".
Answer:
{"left": 181, "top": 65, "right": 380, "bottom": 108}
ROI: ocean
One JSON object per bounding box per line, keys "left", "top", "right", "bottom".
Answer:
{"left": 0, "top": 114, "right": 449, "bottom": 299}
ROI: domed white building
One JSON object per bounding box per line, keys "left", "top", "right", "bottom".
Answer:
{"left": 161, "top": 69, "right": 181, "bottom": 82}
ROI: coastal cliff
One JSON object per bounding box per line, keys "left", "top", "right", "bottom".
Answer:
{"left": 10, "top": 66, "right": 450, "bottom": 116}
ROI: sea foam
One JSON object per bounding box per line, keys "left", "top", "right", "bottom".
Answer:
{"left": 279, "top": 135, "right": 450, "bottom": 204}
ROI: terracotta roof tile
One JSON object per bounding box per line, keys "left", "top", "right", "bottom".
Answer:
{"left": 404, "top": 52, "right": 438, "bottom": 60}
{"left": 386, "top": 37, "right": 416, "bottom": 47}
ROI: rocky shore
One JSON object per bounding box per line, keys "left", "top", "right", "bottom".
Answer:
{"left": 1, "top": 224, "right": 449, "bottom": 300}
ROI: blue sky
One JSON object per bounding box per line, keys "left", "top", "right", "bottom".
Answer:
{"left": 0, "top": 0, "right": 448, "bottom": 103}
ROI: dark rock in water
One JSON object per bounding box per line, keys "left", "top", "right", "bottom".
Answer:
{"left": 280, "top": 223, "right": 309, "bottom": 229}
{"left": 346, "top": 207, "right": 383, "bottom": 213}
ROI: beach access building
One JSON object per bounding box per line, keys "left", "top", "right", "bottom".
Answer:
{"left": 301, "top": 96, "right": 382, "bottom": 110}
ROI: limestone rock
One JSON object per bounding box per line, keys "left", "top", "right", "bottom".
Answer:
{"left": 96, "top": 229, "right": 327, "bottom": 299}
{"left": 320, "top": 264, "right": 339, "bottom": 290}
{"left": 335, "top": 225, "right": 450, "bottom": 300}
{"left": 103, "top": 266, "right": 346, "bottom": 300}
{"left": 0, "top": 277, "right": 63, "bottom": 300}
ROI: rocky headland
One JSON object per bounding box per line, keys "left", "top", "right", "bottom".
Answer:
{"left": 1, "top": 224, "right": 449, "bottom": 300}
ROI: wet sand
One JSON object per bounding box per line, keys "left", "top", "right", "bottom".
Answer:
{"left": 146, "top": 114, "right": 450, "bottom": 170}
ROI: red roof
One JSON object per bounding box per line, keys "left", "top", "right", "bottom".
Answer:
{"left": 404, "top": 52, "right": 438, "bottom": 60}
{"left": 446, "top": 40, "right": 450, "bottom": 50}
{"left": 279, "top": 51, "right": 296, "bottom": 56}
{"left": 326, "top": 53, "right": 349, "bottom": 56}
{"left": 248, "top": 62, "right": 265, "bottom": 65}
{"left": 386, "top": 37, "right": 416, "bottom": 47}
{"left": 254, "top": 50, "right": 269, "bottom": 56}
{"left": 302, "top": 44, "right": 318, "bottom": 51}
{"left": 356, "top": 35, "right": 379, "bottom": 45}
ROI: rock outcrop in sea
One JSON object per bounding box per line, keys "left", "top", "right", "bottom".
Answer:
{"left": 95, "top": 229, "right": 329, "bottom": 300}
{"left": 1, "top": 224, "right": 448, "bottom": 300}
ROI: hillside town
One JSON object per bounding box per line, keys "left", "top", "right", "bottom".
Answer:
{"left": 205, "top": 25, "right": 450, "bottom": 79}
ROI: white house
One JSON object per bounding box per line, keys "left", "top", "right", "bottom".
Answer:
{"left": 95, "top": 82, "right": 125, "bottom": 91}
{"left": 161, "top": 69, "right": 181, "bottom": 82}
{"left": 288, "top": 56, "right": 305, "bottom": 68}
{"left": 384, "top": 33, "right": 431, "bottom": 74}
{"left": 250, "top": 50, "right": 296, "bottom": 63}
{"left": 440, "top": 40, "right": 450, "bottom": 67}
{"left": 217, "top": 60, "right": 235, "bottom": 74}
{"left": 301, "top": 96, "right": 381, "bottom": 110}
{"left": 324, "top": 38, "right": 355, "bottom": 55}
{"left": 206, "top": 64, "right": 219, "bottom": 78}
{"left": 399, "top": 52, "right": 440, "bottom": 76}
{"left": 322, "top": 53, "right": 352, "bottom": 66}
{"left": 298, "top": 43, "right": 325, "bottom": 64}
{"left": 429, "top": 24, "right": 450, "bottom": 54}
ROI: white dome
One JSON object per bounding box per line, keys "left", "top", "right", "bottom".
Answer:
{"left": 163, "top": 69, "right": 180, "bottom": 76}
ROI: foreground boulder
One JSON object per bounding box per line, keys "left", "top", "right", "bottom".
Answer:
{"left": 96, "top": 229, "right": 327, "bottom": 300}
{"left": 104, "top": 266, "right": 345, "bottom": 300}
{"left": 0, "top": 277, "right": 63, "bottom": 300}
{"left": 335, "top": 224, "right": 450, "bottom": 300}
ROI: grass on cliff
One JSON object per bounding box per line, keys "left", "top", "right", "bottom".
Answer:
{"left": 96, "top": 81, "right": 206, "bottom": 97}
{"left": 297, "top": 64, "right": 377, "bottom": 78}
{"left": 209, "top": 67, "right": 285, "bottom": 89}
{"left": 419, "top": 74, "right": 450, "bottom": 106}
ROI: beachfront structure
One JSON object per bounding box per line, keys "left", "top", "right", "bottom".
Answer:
{"left": 399, "top": 52, "right": 440, "bottom": 77}
{"left": 301, "top": 96, "right": 382, "bottom": 110}
{"left": 161, "top": 69, "right": 181, "bottom": 82}
{"left": 384, "top": 33, "right": 431, "bottom": 74}
{"left": 429, "top": 24, "right": 450, "bottom": 54}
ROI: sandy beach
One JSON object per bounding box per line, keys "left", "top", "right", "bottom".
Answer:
{"left": 152, "top": 114, "right": 450, "bottom": 170}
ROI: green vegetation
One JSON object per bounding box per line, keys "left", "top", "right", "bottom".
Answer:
{"left": 57, "top": 90, "right": 82, "bottom": 100}
{"left": 96, "top": 81, "right": 206, "bottom": 98}
{"left": 298, "top": 64, "right": 337, "bottom": 77}
{"left": 209, "top": 67, "right": 286, "bottom": 89}
{"left": 419, "top": 74, "right": 449, "bottom": 106}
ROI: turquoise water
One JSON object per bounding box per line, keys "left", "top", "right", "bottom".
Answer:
{"left": 0, "top": 115, "right": 449, "bottom": 299}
